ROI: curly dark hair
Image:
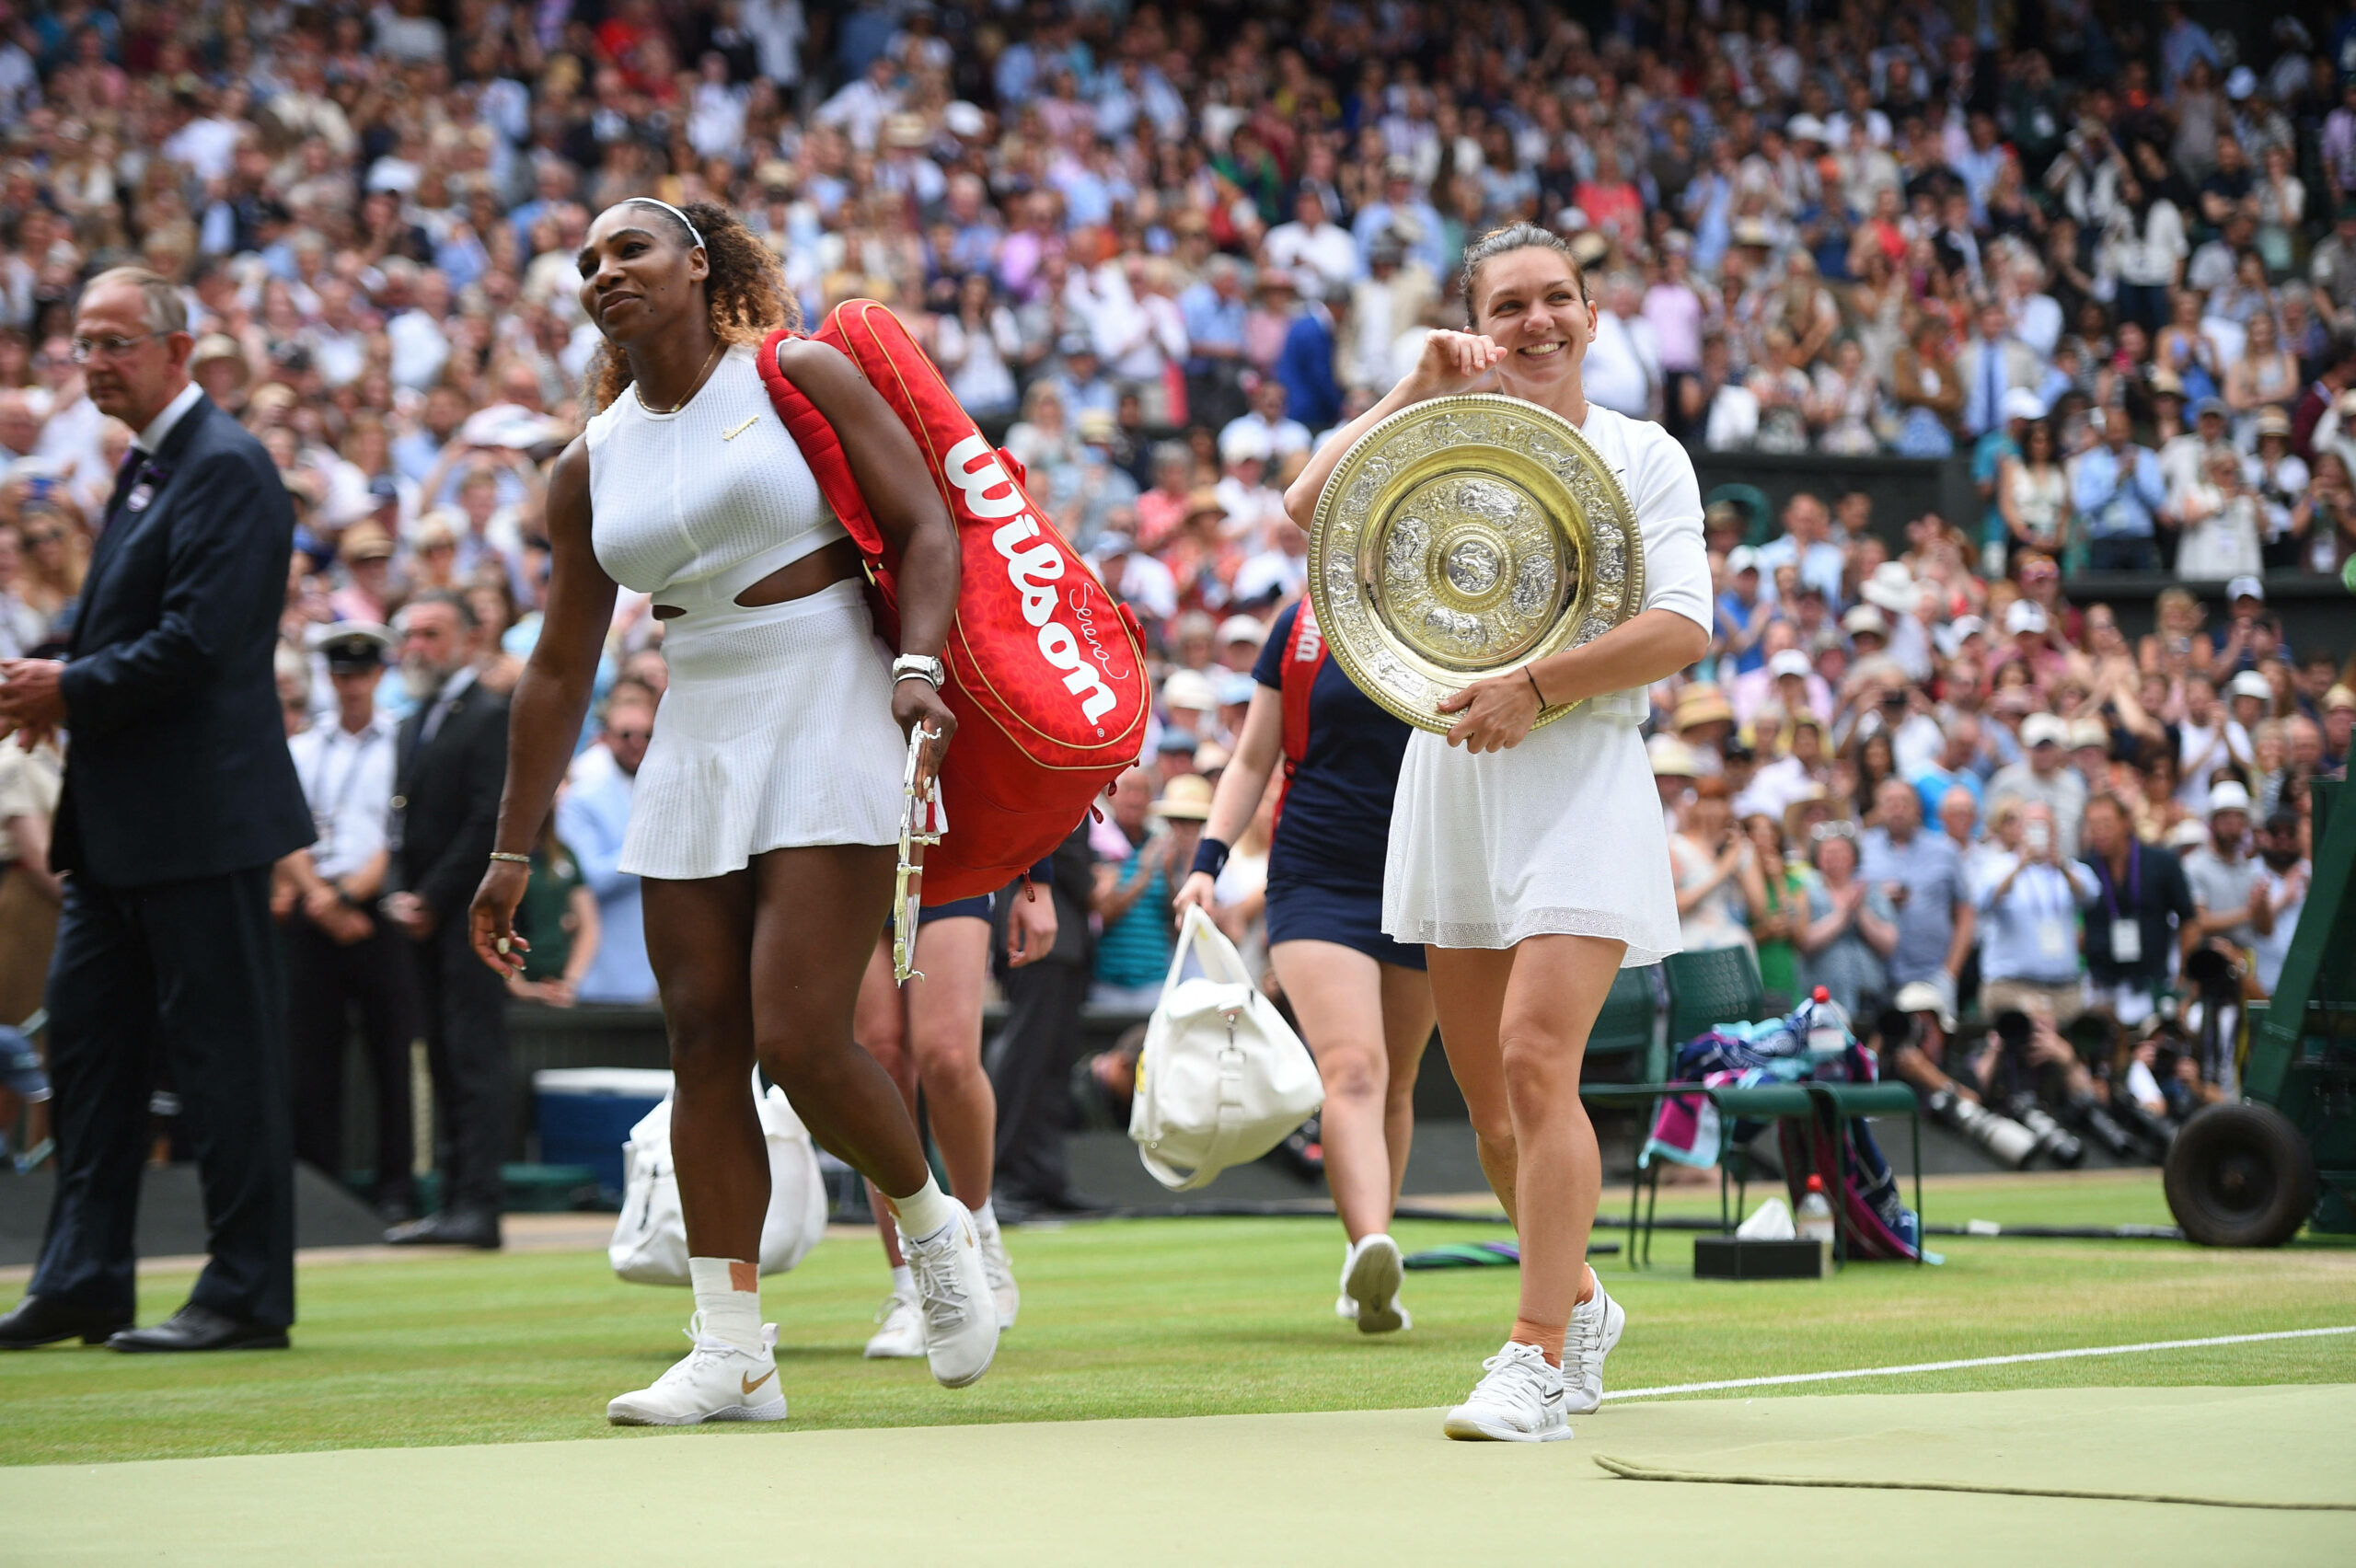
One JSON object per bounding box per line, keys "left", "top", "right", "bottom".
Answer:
{"left": 1459, "top": 221, "right": 1588, "bottom": 329}
{"left": 583, "top": 199, "right": 801, "bottom": 412}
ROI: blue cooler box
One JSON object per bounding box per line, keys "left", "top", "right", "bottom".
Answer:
{"left": 533, "top": 1068, "right": 674, "bottom": 1196}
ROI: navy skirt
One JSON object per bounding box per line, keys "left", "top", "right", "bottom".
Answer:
{"left": 1264, "top": 875, "right": 1426, "bottom": 971}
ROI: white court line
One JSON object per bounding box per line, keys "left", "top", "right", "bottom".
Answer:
{"left": 1603, "top": 1324, "right": 2356, "bottom": 1401}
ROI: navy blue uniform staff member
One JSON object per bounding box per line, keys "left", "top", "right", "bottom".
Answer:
{"left": 0, "top": 268, "right": 314, "bottom": 1354}
{"left": 1172, "top": 596, "right": 1435, "bottom": 1337}
{"left": 468, "top": 198, "right": 999, "bottom": 1427}
{"left": 279, "top": 623, "right": 415, "bottom": 1227}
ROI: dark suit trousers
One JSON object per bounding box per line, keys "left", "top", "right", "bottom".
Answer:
{"left": 31, "top": 867, "right": 295, "bottom": 1327}
{"left": 286, "top": 912, "right": 415, "bottom": 1206}
{"left": 409, "top": 916, "right": 507, "bottom": 1214}
{"left": 986, "top": 956, "right": 1091, "bottom": 1205}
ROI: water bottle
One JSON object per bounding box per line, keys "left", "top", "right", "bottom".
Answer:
{"left": 1796, "top": 1174, "right": 1836, "bottom": 1244}
{"left": 1804, "top": 986, "right": 1850, "bottom": 1080}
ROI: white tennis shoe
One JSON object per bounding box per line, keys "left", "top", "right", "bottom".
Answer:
{"left": 1442, "top": 1341, "right": 1572, "bottom": 1443}
{"left": 606, "top": 1316, "right": 786, "bottom": 1426}
{"left": 975, "top": 1207, "right": 1020, "bottom": 1331}
{"left": 1563, "top": 1276, "right": 1626, "bottom": 1414}
{"left": 903, "top": 1200, "right": 999, "bottom": 1388}
{"left": 1339, "top": 1233, "right": 1409, "bottom": 1334}
{"left": 863, "top": 1288, "right": 925, "bottom": 1359}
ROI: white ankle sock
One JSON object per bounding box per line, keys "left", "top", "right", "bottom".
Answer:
{"left": 889, "top": 1173, "right": 955, "bottom": 1243}
{"left": 973, "top": 1198, "right": 999, "bottom": 1237}
{"left": 687, "top": 1257, "right": 762, "bottom": 1352}
{"left": 890, "top": 1262, "right": 915, "bottom": 1299}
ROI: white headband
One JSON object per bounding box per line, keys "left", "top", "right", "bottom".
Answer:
{"left": 622, "top": 197, "right": 704, "bottom": 252}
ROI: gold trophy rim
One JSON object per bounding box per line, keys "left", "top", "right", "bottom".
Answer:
{"left": 1305, "top": 391, "right": 1646, "bottom": 735}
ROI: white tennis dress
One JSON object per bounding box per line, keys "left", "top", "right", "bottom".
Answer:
{"left": 1381, "top": 403, "right": 1714, "bottom": 963}
{"left": 586, "top": 344, "right": 905, "bottom": 880}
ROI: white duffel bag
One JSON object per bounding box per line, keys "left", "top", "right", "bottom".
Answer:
{"left": 609, "top": 1076, "right": 828, "bottom": 1286}
{"left": 1129, "top": 905, "right": 1323, "bottom": 1191}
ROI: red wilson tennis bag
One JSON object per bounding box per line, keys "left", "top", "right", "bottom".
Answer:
{"left": 756, "top": 303, "right": 1149, "bottom": 902}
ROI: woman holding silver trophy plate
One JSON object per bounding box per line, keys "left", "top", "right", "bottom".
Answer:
{"left": 1287, "top": 223, "right": 1713, "bottom": 1443}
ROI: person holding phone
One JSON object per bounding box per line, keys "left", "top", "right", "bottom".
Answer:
{"left": 1976, "top": 802, "right": 2098, "bottom": 1025}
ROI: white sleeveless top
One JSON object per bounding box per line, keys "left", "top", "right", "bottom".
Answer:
{"left": 584, "top": 343, "right": 849, "bottom": 611}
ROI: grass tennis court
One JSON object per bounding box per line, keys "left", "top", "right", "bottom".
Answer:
{"left": 2, "top": 1171, "right": 2350, "bottom": 1468}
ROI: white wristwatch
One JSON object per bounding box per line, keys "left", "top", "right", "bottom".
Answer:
{"left": 892, "top": 653, "right": 946, "bottom": 688}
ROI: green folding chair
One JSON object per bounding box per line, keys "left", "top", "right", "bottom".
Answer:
{"left": 1662, "top": 946, "right": 1768, "bottom": 1045}
{"left": 1586, "top": 963, "right": 1667, "bottom": 1081}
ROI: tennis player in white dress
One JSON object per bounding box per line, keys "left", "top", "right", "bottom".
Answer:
{"left": 1288, "top": 224, "right": 1714, "bottom": 1442}
{"left": 469, "top": 199, "right": 999, "bottom": 1426}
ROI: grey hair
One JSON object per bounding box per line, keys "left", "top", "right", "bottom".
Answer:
{"left": 1460, "top": 223, "right": 1587, "bottom": 329}
{"left": 84, "top": 266, "right": 189, "bottom": 336}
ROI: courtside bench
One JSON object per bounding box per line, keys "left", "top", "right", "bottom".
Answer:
{"left": 1580, "top": 1080, "right": 1922, "bottom": 1269}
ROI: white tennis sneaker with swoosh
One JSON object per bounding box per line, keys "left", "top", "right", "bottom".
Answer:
{"left": 1442, "top": 1341, "right": 1572, "bottom": 1443}
{"left": 903, "top": 1200, "right": 999, "bottom": 1388}
{"left": 606, "top": 1316, "right": 786, "bottom": 1426}
{"left": 863, "top": 1288, "right": 925, "bottom": 1359}
{"left": 1563, "top": 1277, "right": 1626, "bottom": 1414}
{"left": 974, "top": 1205, "right": 1020, "bottom": 1331}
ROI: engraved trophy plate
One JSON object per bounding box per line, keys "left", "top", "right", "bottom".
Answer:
{"left": 1306, "top": 394, "right": 1646, "bottom": 734}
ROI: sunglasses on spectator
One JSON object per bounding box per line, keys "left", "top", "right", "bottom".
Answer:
{"left": 1809, "top": 821, "right": 1858, "bottom": 842}
{"left": 23, "top": 530, "right": 61, "bottom": 545}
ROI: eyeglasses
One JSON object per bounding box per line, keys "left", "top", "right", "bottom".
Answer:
{"left": 68, "top": 332, "right": 167, "bottom": 363}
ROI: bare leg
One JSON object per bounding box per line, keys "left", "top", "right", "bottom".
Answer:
{"left": 1270, "top": 940, "right": 1398, "bottom": 1242}
{"left": 1426, "top": 944, "right": 1520, "bottom": 1228}
{"left": 851, "top": 935, "right": 916, "bottom": 1266}
{"left": 904, "top": 916, "right": 995, "bottom": 1206}
{"left": 1378, "top": 961, "right": 1437, "bottom": 1214}
{"left": 857, "top": 917, "right": 997, "bottom": 1268}
{"left": 1496, "top": 935, "right": 1623, "bottom": 1334}
{"left": 747, "top": 847, "right": 931, "bottom": 1201}
{"left": 641, "top": 871, "right": 766, "bottom": 1262}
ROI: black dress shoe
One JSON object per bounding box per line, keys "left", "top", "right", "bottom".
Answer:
{"left": 108, "top": 1303, "right": 288, "bottom": 1353}
{"left": 384, "top": 1207, "right": 502, "bottom": 1249}
{"left": 0, "top": 1294, "right": 132, "bottom": 1349}
{"left": 373, "top": 1195, "right": 417, "bottom": 1228}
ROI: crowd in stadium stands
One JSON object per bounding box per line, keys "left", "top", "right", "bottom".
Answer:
{"left": 0, "top": 1, "right": 2352, "bottom": 1184}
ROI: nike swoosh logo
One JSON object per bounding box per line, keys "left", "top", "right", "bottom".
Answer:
{"left": 722, "top": 416, "right": 757, "bottom": 440}
{"left": 742, "top": 1366, "right": 776, "bottom": 1396}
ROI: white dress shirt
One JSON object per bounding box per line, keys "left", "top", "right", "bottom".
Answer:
{"left": 134, "top": 380, "right": 205, "bottom": 454}
{"left": 288, "top": 714, "right": 397, "bottom": 882}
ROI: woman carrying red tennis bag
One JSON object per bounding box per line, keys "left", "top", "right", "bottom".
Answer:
{"left": 756, "top": 301, "right": 1149, "bottom": 904}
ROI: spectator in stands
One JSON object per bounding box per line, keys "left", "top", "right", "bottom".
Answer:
{"left": 2179, "top": 781, "right": 2266, "bottom": 962}
{"left": 1797, "top": 823, "right": 1897, "bottom": 1020}
{"left": 1859, "top": 776, "right": 1975, "bottom": 1020}
{"left": 1988, "top": 712, "right": 2089, "bottom": 859}
{"left": 1670, "top": 777, "right": 1763, "bottom": 958}
{"left": 2072, "top": 407, "right": 2170, "bottom": 571}
{"left": 1089, "top": 767, "right": 1172, "bottom": 1011}
{"left": 1975, "top": 801, "right": 2097, "bottom": 1026}
{"left": 2079, "top": 791, "right": 2198, "bottom": 1029}
{"left": 556, "top": 690, "right": 656, "bottom": 1007}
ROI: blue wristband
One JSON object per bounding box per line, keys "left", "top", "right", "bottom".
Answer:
{"left": 1191, "top": 836, "right": 1231, "bottom": 882}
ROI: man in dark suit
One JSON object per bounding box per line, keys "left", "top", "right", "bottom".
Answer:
{"left": 381, "top": 591, "right": 510, "bottom": 1249}
{"left": 987, "top": 820, "right": 1101, "bottom": 1217}
{"left": 0, "top": 268, "right": 314, "bottom": 1352}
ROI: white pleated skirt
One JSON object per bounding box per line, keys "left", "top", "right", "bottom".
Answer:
{"left": 619, "top": 580, "right": 905, "bottom": 881}
{"left": 1381, "top": 708, "right": 1683, "bottom": 965}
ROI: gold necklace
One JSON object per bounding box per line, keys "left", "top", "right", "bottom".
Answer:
{"left": 635, "top": 340, "right": 723, "bottom": 415}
